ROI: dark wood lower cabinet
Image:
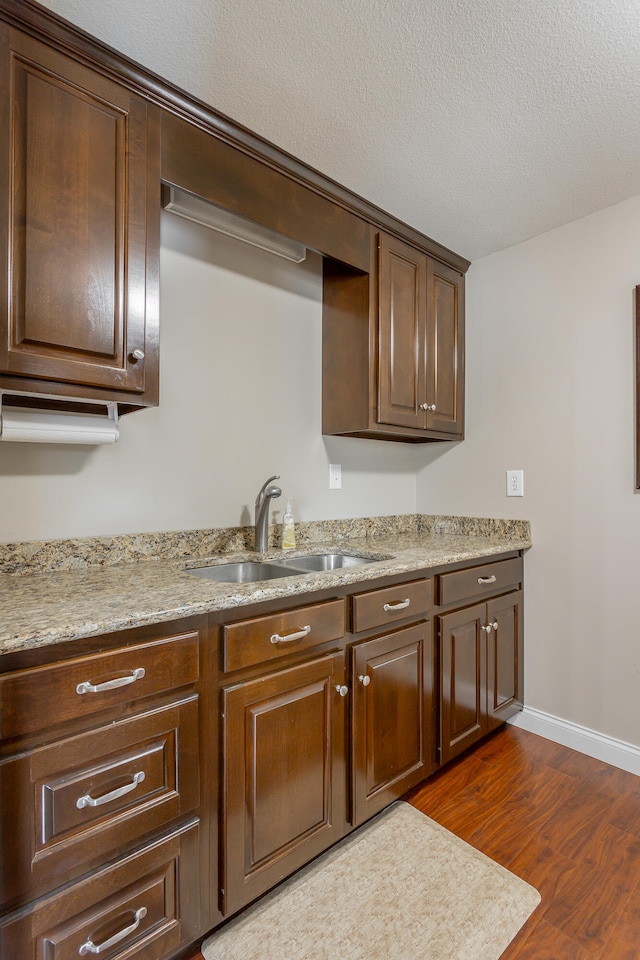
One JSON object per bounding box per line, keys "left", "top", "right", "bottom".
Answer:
{"left": 0, "top": 559, "right": 524, "bottom": 960}
{"left": 221, "top": 652, "right": 346, "bottom": 915}
{"left": 0, "top": 695, "right": 200, "bottom": 906}
{"left": 0, "top": 820, "right": 201, "bottom": 959}
{"left": 0, "top": 616, "right": 210, "bottom": 960}
{"left": 486, "top": 590, "right": 523, "bottom": 731}
{"left": 351, "top": 621, "right": 434, "bottom": 825}
{"left": 439, "top": 602, "right": 487, "bottom": 763}
{"left": 438, "top": 589, "right": 523, "bottom": 765}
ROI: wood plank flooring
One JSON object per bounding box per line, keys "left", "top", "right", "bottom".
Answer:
{"left": 185, "top": 725, "right": 640, "bottom": 959}
{"left": 407, "top": 725, "right": 640, "bottom": 958}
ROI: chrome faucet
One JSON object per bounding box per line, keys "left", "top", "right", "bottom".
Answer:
{"left": 254, "top": 475, "right": 282, "bottom": 552}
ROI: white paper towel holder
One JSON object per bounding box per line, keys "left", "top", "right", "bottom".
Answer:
{"left": 0, "top": 391, "right": 119, "bottom": 445}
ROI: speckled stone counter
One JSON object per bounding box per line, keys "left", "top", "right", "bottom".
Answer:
{"left": 0, "top": 515, "right": 531, "bottom": 656}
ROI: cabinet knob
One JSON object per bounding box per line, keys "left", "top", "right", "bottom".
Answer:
{"left": 491, "top": 620, "right": 498, "bottom": 631}
{"left": 129, "top": 349, "right": 145, "bottom": 363}
{"left": 420, "top": 403, "right": 436, "bottom": 411}
{"left": 335, "top": 684, "right": 349, "bottom": 697}
{"left": 358, "top": 674, "right": 371, "bottom": 687}
{"left": 482, "top": 624, "right": 492, "bottom": 633}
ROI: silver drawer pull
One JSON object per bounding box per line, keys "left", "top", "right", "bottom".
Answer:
{"left": 358, "top": 674, "right": 371, "bottom": 687}
{"left": 76, "top": 771, "right": 146, "bottom": 809}
{"left": 336, "top": 684, "right": 349, "bottom": 697}
{"left": 270, "top": 625, "right": 311, "bottom": 645}
{"left": 383, "top": 598, "right": 411, "bottom": 612}
{"left": 79, "top": 906, "right": 147, "bottom": 955}
{"left": 478, "top": 575, "right": 497, "bottom": 584}
{"left": 76, "top": 668, "right": 145, "bottom": 695}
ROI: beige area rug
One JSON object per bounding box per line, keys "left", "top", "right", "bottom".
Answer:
{"left": 203, "top": 802, "right": 541, "bottom": 960}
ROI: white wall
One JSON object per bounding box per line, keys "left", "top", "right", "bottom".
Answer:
{"left": 0, "top": 214, "right": 417, "bottom": 544}
{"left": 416, "top": 193, "right": 640, "bottom": 748}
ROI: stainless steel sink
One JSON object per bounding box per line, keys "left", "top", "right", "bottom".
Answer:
{"left": 186, "top": 553, "right": 383, "bottom": 584}
{"left": 275, "top": 553, "right": 379, "bottom": 571}
{"left": 187, "top": 561, "right": 295, "bottom": 583}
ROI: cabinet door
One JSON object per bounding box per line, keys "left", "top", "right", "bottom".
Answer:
{"left": 438, "top": 603, "right": 487, "bottom": 765}
{"left": 486, "top": 590, "right": 523, "bottom": 731}
{"left": 351, "top": 621, "right": 434, "bottom": 825}
{"left": 222, "top": 653, "right": 345, "bottom": 914}
{"left": 377, "top": 232, "right": 428, "bottom": 429}
{"left": 426, "top": 259, "right": 465, "bottom": 437}
{"left": 0, "top": 26, "right": 159, "bottom": 400}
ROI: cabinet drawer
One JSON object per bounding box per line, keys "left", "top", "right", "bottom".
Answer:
{"left": 437, "top": 558, "right": 522, "bottom": 608}
{"left": 0, "top": 696, "right": 199, "bottom": 907}
{"left": 0, "top": 819, "right": 200, "bottom": 959}
{"left": 350, "top": 578, "right": 433, "bottom": 633}
{"left": 223, "top": 598, "right": 345, "bottom": 672}
{"left": 0, "top": 629, "right": 200, "bottom": 740}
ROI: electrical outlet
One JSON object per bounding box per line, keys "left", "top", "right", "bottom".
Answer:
{"left": 329, "top": 463, "right": 342, "bottom": 489}
{"left": 506, "top": 470, "right": 524, "bottom": 497}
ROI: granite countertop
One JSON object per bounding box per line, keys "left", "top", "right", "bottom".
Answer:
{"left": 0, "top": 515, "right": 531, "bottom": 656}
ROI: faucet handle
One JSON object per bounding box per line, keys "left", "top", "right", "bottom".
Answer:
{"left": 256, "top": 475, "right": 281, "bottom": 505}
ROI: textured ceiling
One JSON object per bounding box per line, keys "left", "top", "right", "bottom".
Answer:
{"left": 39, "top": 0, "right": 640, "bottom": 261}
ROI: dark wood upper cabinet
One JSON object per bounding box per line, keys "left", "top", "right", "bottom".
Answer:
{"left": 427, "top": 257, "right": 465, "bottom": 437}
{"left": 0, "top": 23, "right": 160, "bottom": 409}
{"left": 0, "top": 0, "right": 469, "bottom": 429}
{"left": 377, "top": 233, "right": 428, "bottom": 429}
{"left": 323, "top": 232, "right": 465, "bottom": 442}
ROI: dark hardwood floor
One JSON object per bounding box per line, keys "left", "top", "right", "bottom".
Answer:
{"left": 408, "top": 725, "right": 640, "bottom": 958}
{"left": 186, "top": 725, "right": 640, "bottom": 959}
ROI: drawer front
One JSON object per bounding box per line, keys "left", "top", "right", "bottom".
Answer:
{"left": 0, "top": 697, "right": 199, "bottom": 907}
{"left": 350, "top": 578, "right": 433, "bottom": 633}
{"left": 223, "top": 598, "right": 345, "bottom": 672}
{"left": 0, "top": 820, "right": 201, "bottom": 960}
{"left": 0, "top": 629, "right": 200, "bottom": 740}
{"left": 437, "top": 557, "right": 523, "bottom": 608}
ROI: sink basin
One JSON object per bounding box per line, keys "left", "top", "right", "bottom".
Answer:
{"left": 275, "top": 553, "right": 379, "bottom": 572}
{"left": 186, "top": 553, "right": 384, "bottom": 584}
{"left": 187, "top": 561, "right": 295, "bottom": 583}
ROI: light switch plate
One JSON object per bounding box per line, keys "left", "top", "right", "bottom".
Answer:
{"left": 506, "top": 469, "right": 524, "bottom": 497}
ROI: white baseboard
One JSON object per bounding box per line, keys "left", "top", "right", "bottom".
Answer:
{"left": 508, "top": 706, "right": 640, "bottom": 777}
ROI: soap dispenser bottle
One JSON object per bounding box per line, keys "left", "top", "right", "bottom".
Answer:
{"left": 281, "top": 497, "right": 296, "bottom": 549}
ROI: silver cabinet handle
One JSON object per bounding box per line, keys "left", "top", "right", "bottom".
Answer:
{"left": 383, "top": 598, "right": 410, "bottom": 612}
{"left": 478, "top": 575, "right": 497, "bottom": 584}
{"left": 76, "top": 668, "right": 145, "bottom": 695}
{"left": 79, "top": 906, "right": 147, "bottom": 955}
{"left": 491, "top": 620, "right": 498, "bottom": 631}
{"left": 358, "top": 675, "right": 371, "bottom": 687}
{"left": 420, "top": 403, "right": 436, "bottom": 411}
{"left": 76, "top": 771, "right": 146, "bottom": 809}
{"left": 336, "top": 684, "right": 349, "bottom": 697}
{"left": 129, "top": 349, "right": 145, "bottom": 362}
{"left": 482, "top": 624, "right": 492, "bottom": 633}
{"left": 270, "top": 625, "right": 311, "bottom": 644}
